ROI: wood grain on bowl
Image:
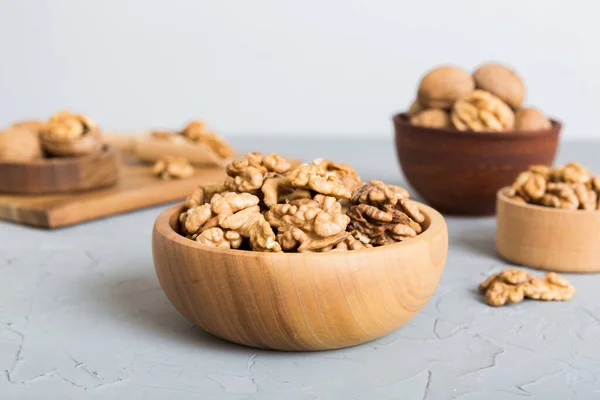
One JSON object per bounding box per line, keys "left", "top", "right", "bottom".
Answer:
{"left": 496, "top": 189, "right": 600, "bottom": 272}
{"left": 0, "top": 161, "right": 226, "bottom": 229}
{"left": 393, "top": 113, "right": 561, "bottom": 216}
{"left": 152, "top": 202, "right": 448, "bottom": 351}
{"left": 0, "top": 145, "right": 119, "bottom": 195}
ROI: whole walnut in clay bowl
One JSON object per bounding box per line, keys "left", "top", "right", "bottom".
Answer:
{"left": 153, "top": 153, "right": 448, "bottom": 351}
{"left": 394, "top": 63, "right": 561, "bottom": 216}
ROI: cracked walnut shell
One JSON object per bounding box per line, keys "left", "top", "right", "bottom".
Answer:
{"left": 451, "top": 90, "right": 515, "bottom": 132}
{"left": 40, "top": 111, "right": 103, "bottom": 157}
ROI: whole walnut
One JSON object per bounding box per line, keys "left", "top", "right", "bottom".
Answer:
{"left": 410, "top": 109, "right": 451, "bottom": 129}
{"left": 406, "top": 100, "right": 424, "bottom": 117}
{"left": 473, "top": 63, "right": 525, "bottom": 109}
{"left": 514, "top": 108, "right": 552, "bottom": 131}
{"left": 451, "top": 90, "right": 515, "bottom": 131}
{"left": 417, "top": 66, "right": 475, "bottom": 109}
{"left": 0, "top": 126, "right": 43, "bottom": 161}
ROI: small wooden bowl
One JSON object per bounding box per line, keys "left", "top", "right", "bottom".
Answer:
{"left": 393, "top": 113, "right": 561, "bottom": 215}
{"left": 0, "top": 145, "right": 119, "bottom": 194}
{"left": 496, "top": 188, "right": 600, "bottom": 272}
{"left": 152, "top": 202, "right": 448, "bottom": 351}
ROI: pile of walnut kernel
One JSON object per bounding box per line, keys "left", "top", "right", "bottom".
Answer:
{"left": 408, "top": 62, "right": 552, "bottom": 132}
{"left": 507, "top": 162, "right": 600, "bottom": 210}
{"left": 178, "top": 152, "right": 426, "bottom": 252}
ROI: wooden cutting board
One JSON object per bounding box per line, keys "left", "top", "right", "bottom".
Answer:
{"left": 0, "top": 159, "right": 226, "bottom": 229}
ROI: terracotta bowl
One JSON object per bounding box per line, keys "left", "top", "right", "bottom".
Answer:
{"left": 393, "top": 113, "right": 561, "bottom": 215}
{"left": 496, "top": 188, "right": 600, "bottom": 272}
{"left": 0, "top": 145, "right": 119, "bottom": 194}
{"left": 152, "top": 202, "right": 448, "bottom": 351}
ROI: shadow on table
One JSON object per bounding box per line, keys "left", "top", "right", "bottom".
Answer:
{"left": 449, "top": 220, "right": 497, "bottom": 260}
{"left": 77, "top": 265, "right": 320, "bottom": 357}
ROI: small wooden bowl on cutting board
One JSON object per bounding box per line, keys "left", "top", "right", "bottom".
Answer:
{"left": 496, "top": 188, "right": 600, "bottom": 272}
{"left": 152, "top": 202, "right": 448, "bottom": 351}
{"left": 393, "top": 113, "right": 562, "bottom": 216}
{"left": 0, "top": 145, "right": 119, "bottom": 194}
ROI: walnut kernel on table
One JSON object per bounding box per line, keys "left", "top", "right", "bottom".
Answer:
{"left": 40, "top": 111, "right": 103, "bottom": 157}
{"left": 153, "top": 156, "right": 195, "bottom": 180}
{"left": 177, "top": 152, "right": 425, "bottom": 253}
{"left": 479, "top": 268, "right": 576, "bottom": 307}
{"left": 181, "top": 120, "right": 234, "bottom": 159}
{"left": 506, "top": 162, "right": 600, "bottom": 211}
{"left": 151, "top": 120, "right": 234, "bottom": 159}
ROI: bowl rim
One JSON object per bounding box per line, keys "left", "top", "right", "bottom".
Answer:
{"left": 153, "top": 201, "right": 447, "bottom": 258}
{"left": 0, "top": 144, "right": 114, "bottom": 166}
{"left": 497, "top": 187, "right": 600, "bottom": 215}
{"left": 393, "top": 112, "right": 562, "bottom": 138}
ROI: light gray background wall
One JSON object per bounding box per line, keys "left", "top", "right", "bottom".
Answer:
{"left": 0, "top": 0, "right": 597, "bottom": 139}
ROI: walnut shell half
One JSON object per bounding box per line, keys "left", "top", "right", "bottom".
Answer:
{"left": 41, "top": 127, "right": 103, "bottom": 157}
{"left": 41, "top": 111, "right": 103, "bottom": 157}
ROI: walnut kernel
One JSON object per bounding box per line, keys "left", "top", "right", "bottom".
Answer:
{"left": 480, "top": 268, "right": 575, "bottom": 307}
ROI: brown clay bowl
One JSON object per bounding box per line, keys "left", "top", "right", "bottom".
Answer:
{"left": 393, "top": 113, "right": 561, "bottom": 215}
{"left": 152, "top": 202, "right": 448, "bottom": 351}
{"left": 0, "top": 145, "right": 119, "bottom": 194}
{"left": 496, "top": 188, "right": 600, "bottom": 272}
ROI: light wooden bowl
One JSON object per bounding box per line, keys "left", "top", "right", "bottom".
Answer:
{"left": 496, "top": 188, "right": 600, "bottom": 272}
{"left": 0, "top": 145, "right": 119, "bottom": 194}
{"left": 152, "top": 202, "right": 448, "bottom": 351}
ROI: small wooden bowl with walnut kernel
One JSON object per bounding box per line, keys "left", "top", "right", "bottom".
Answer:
{"left": 0, "top": 111, "right": 119, "bottom": 194}
{"left": 394, "top": 62, "right": 562, "bottom": 216}
{"left": 496, "top": 163, "right": 600, "bottom": 272}
{"left": 152, "top": 153, "right": 448, "bottom": 351}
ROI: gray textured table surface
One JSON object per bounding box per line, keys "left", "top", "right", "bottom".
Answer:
{"left": 1, "top": 139, "right": 599, "bottom": 399}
